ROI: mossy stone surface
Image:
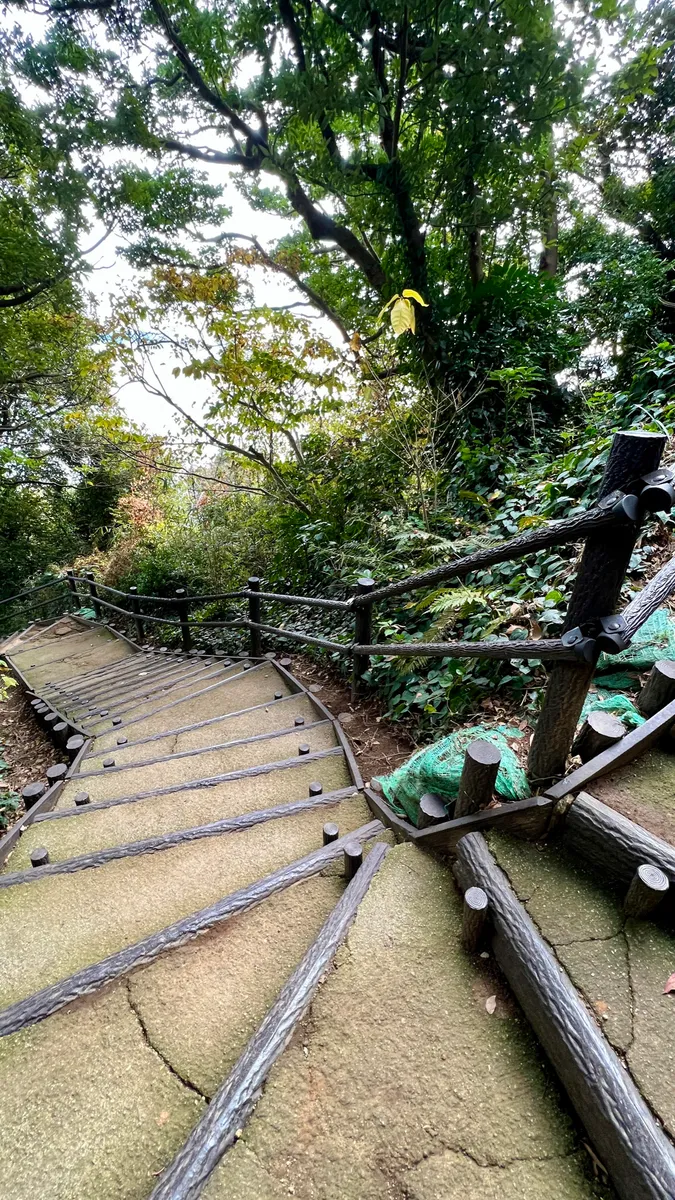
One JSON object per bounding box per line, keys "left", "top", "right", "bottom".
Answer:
{"left": 205, "top": 845, "right": 608, "bottom": 1200}
{"left": 0, "top": 984, "right": 203, "bottom": 1200}
{"left": 0, "top": 792, "right": 372, "bottom": 1006}
{"left": 490, "top": 833, "right": 675, "bottom": 1140}
{"left": 592, "top": 748, "right": 675, "bottom": 843}
{"left": 129, "top": 872, "right": 346, "bottom": 1097}
{"left": 84, "top": 693, "right": 320, "bottom": 766}
{"left": 53, "top": 724, "right": 339, "bottom": 809}
{"left": 88, "top": 664, "right": 290, "bottom": 740}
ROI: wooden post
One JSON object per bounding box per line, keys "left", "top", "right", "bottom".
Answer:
{"left": 128, "top": 586, "right": 144, "bottom": 646}
{"left": 638, "top": 660, "right": 675, "bottom": 717}
{"left": 529, "top": 430, "right": 666, "bottom": 787}
{"left": 455, "top": 739, "right": 501, "bottom": 818}
{"left": 571, "top": 711, "right": 625, "bottom": 763}
{"left": 85, "top": 571, "right": 102, "bottom": 621}
{"left": 65, "top": 569, "right": 77, "bottom": 598}
{"left": 175, "top": 588, "right": 192, "bottom": 653}
{"left": 624, "top": 864, "right": 669, "bottom": 918}
{"left": 344, "top": 840, "right": 363, "bottom": 880}
{"left": 461, "top": 885, "right": 489, "bottom": 951}
{"left": 417, "top": 792, "right": 447, "bottom": 828}
{"left": 247, "top": 576, "right": 262, "bottom": 658}
{"left": 352, "top": 576, "right": 375, "bottom": 699}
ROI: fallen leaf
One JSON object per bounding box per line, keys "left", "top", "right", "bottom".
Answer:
{"left": 663, "top": 972, "right": 675, "bottom": 994}
{"left": 485, "top": 995, "right": 497, "bottom": 1015}
{"left": 156, "top": 1111, "right": 169, "bottom": 1127}
{"left": 594, "top": 1000, "right": 610, "bottom": 1019}
{"left": 530, "top": 618, "right": 543, "bottom": 640}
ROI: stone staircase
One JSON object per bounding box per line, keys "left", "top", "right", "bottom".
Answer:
{"left": 0, "top": 615, "right": 634, "bottom": 1199}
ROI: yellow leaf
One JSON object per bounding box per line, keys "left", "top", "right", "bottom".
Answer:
{"left": 350, "top": 331, "right": 362, "bottom": 352}
{"left": 402, "top": 289, "right": 429, "bottom": 306}
{"left": 391, "top": 296, "right": 415, "bottom": 337}
{"left": 376, "top": 295, "right": 398, "bottom": 324}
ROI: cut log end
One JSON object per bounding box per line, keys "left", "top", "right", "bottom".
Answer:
{"left": 571, "top": 711, "right": 625, "bottom": 763}
{"left": 624, "top": 862, "right": 670, "bottom": 918}
{"left": 455, "top": 739, "right": 501, "bottom": 819}
{"left": 637, "top": 660, "right": 675, "bottom": 718}
{"left": 461, "top": 885, "right": 489, "bottom": 952}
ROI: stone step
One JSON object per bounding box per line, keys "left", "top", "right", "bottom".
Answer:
{"left": 0, "top": 870, "right": 351, "bottom": 1200}
{"left": 71, "top": 661, "right": 239, "bottom": 724}
{"left": 489, "top": 829, "right": 675, "bottom": 1147}
{"left": 53, "top": 656, "right": 208, "bottom": 711}
{"left": 83, "top": 691, "right": 320, "bottom": 768}
{"left": 79, "top": 662, "right": 241, "bottom": 728}
{"left": 13, "top": 635, "right": 134, "bottom": 689}
{"left": 85, "top": 662, "right": 291, "bottom": 740}
{"left": 6, "top": 753, "right": 354, "bottom": 866}
{"left": 204, "top": 843, "right": 609, "bottom": 1200}
{"left": 55, "top": 721, "right": 339, "bottom": 807}
{"left": 0, "top": 792, "right": 373, "bottom": 1012}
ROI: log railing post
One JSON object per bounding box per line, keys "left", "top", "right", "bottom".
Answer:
{"left": 128, "top": 586, "right": 144, "bottom": 646}
{"left": 247, "top": 576, "right": 262, "bottom": 657}
{"left": 65, "top": 569, "right": 77, "bottom": 600}
{"left": 528, "top": 430, "right": 666, "bottom": 787}
{"left": 352, "top": 577, "right": 375, "bottom": 699}
{"left": 85, "top": 571, "right": 102, "bottom": 621}
{"left": 175, "top": 588, "right": 192, "bottom": 653}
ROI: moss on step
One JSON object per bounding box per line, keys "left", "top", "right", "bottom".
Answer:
{"left": 26, "top": 642, "right": 134, "bottom": 688}
{"left": 129, "top": 872, "right": 346, "bottom": 1097}
{"left": 592, "top": 748, "right": 675, "bottom": 845}
{"left": 7, "top": 754, "right": 353, "bottom": 867}
{"left": 55, "top": 725, "right": 339, "bottom": 808}
{"left": 0, "top": 792, "right": 373, "bottom": 1008}
{"left": 205, "top": 844, "right": 610, "bottom": 1200}
{"left": 85, "top": 692, "right": 320, "bottom": 765}
{"left": 87, "top": 663, "right": 290, "bottom": 739}
{"left": 0, "top": 984, "right": 203, "bottom": 1200}
{"left": 90, "top": 662, "right": 239, "bottom": 723}
{"left": 490, "top": 833, "right": 675, "bottom": 1140}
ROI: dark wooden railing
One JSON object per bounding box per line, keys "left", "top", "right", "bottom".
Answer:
{"left": 2, "top": 431, "right": 674, "bottom": 782}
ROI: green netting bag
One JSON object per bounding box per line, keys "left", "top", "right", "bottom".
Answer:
{"left": 377, "top": 725, "right": 529, "bottom": 827}
{"left": 597, "top": 608, "right": 675, "bottom": 672}
{"left": 581, "top": 691, "right": 645, "bottom": 729}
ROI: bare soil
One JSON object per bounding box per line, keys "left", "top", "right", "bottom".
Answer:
{"left": 0, "top": 684, "right": 61, "bottom": 819}
{"left": 286, "top": 654, "right": 414, "bottom": 785}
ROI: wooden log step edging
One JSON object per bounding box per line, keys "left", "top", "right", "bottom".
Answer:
{"left": 73, "top": 719, "right": 332, "bottom": 779}
{"left": 148, "top": 841, "right": 389, "bottom": 1200}
{"left": 454, "top": 831, "right": 675, "bottom": 1200}
{"left": 562, "top": 790, "right": 675, "bottom": 900}
{"left": 0, "top": 818, "right": 384, "bottom": 1038}
{"left": 364, "top": 786, "right": 553, "bottom": 848}
{"left": 34, "top": 746, "right": 346, "bottom": 822}
{"left": 0, "top": 786, "right": 360, "bottom": 888}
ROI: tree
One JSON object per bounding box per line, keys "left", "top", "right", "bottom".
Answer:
{"left": 3, "top": 0, "right": 587, "bottom": 427}
{"left": 113, "top": 259, "right": 351, "bottom": 514}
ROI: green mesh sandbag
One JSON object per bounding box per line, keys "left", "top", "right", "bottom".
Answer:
{"left": 597, "top": 608, "right": 675, "bottom": 672}
{"left": 581, "top": 691, "right": 645, "bottom": 729}
{"left": 377, "top": 725, "right": 529, "bottom": 826}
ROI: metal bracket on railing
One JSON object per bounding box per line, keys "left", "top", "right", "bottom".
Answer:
{"left": 596, "top": 490, "right": 640, "bottom": 521}
{"left": 562, "top": 614, "right": 632, "bottom": 662}
{"left": 627, "top": 467, "right": 675, "bottom": 514}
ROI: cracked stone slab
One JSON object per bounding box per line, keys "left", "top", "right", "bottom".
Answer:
{"left": 489, "top": 833, "right": 675, "bottom": 1145}
{"left": 0, "top": 792, "right": 373, "bottom": 1008}
{"left": 625, "top": 919, "right": 675, "bottom": 1138}
{"left": 128, "top": 872, "right": 347, "bottom": 1098}
{"left": 0, "top": 983, "right": 204, "bottom": 1200}
{"left": 84, "top": 692, "right": 320, "bottom": 767}
{"left": 4, "top": 754, "right": 353, "bottom": 868}
{"left": 52, "top": 723, "right": 339, "bottom": 809}
{"left": 204, "top": 844, "right": 609, "bottom": 1200}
